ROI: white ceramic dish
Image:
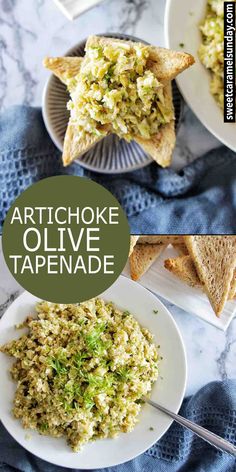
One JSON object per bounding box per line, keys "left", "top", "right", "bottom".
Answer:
{"left": 165, "top": 0, "right": 236, "bottom": 152}
{"left": 0, "top": 276, "right": 186, "bottom": 469}
{"left": 42, "top": 34, "right": 183, "bottom": 174}
{"left": 123, "top": 246, "right": 236, "bottom": 331}
{"left": 53, "top": 0, "right": 104, "bottom": 20}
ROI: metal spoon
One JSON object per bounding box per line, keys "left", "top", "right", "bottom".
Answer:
{"left": 144, "top": 397, "right": 236, "bottom": 457}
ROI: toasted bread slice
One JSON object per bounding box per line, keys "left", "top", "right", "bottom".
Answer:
{"left": 165, "top": 253, "right": 236, "bottom": 302}
{"left": 164, "top": 255, "right": 202, "bottom": 288}
{"left": 83, "top": 36, "right": 192, "bottom": 167}
{"left": 45, "top": 57, "right": 175, "bottom": 166}
{"left": 228, "top": 269, "right": 236, "bottom": 300}
{"left": 129, "top": 236, "right": 139, "bottom": 257}
{"left": 86, "top": 36, "right": 195, "bottom": 84}
{"left": 45, "top": 57, "right": 175, "bottom": 167}
{"left": 45, "top": 35, "right": 194, "bottom": 166}
{"left": 63, "top": 122, "right": 110, "bottom": 166}
{"left": 63, "top": 122, "right": 175, "bottom": 167}
{"left": 43, "top": 56, "right": 107, "bottom": 166}
{"left": 130, "top": 243, "right": 165, "bottom": 281}
{"left": 138, "top": 235, "right": 183, "bottom": 245}
{"left": 43, "top": 56, "right": 83, "bottom": 86}
{"left": 184, "top": 236, "right": 236, "bottom": 316}
{"left": 147, "top": 46, "right": 195, "bottom": 84}
{"left": 134, "top": 83, "right": 175, "bottom": 167}
{"left": 135, "top": 120, "right": 175, "bottom": 167}
{"left": 172, "top": 242, "right": 188, "bottom": 256}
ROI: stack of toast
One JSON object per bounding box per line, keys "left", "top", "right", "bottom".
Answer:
{"left": 129, "top": 235, "right": 236, "bottom": 317}
{"left": 44, "top": 36, "right": 194, "bottom": 167}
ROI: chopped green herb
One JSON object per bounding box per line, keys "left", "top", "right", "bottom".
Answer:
{"left": 83, "top": 393, "right": 95, "bottom": 410}
{"left": 40, "top": 423, "right": 48, "bottom": 432}
{"left": 73, "top": 352, "right": 88, "bottom": 369}
{"left": 84, "top": 322, "right": 107, "bottom": 354}
{"left": 153, "top": 310, "right": 159, "bottom": 314}
{"left": 48, "top": 358, "right": 68, "bottom": 376}
{"left": 115, "top": 367, "right": 131, "bottom": 382}
{"left": 104, "top": 64, "right": 115, "bottom": 83}
{"left": 179, "top": 43, "right": 185, "bottom": 48}
{"left": 122, "top": 310, "right": 131, "bottom": 317}
{"left": 149, "top": 427, "right": 154, "bottom": 431}
{"left": 135, "top": 398, "right": 145, "bottom": 405}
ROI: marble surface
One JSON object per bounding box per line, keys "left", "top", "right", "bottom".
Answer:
{"left": 0, "top": 240, "right": 235, "bottom": 397}
{"left": 0, "top": 0, "right": 235, "bottom": 397}
{"left": 0, "top": 0, "right": 222, "bottom": 170}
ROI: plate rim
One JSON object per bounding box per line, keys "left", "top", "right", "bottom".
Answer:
{"left": 0, "top": 275, "right": 187, "bottom": 469}
{"left": 164, "top": 0, "right": 236, "bottom": 153}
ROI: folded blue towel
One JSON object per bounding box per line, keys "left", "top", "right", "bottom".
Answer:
{"left": 0, "top": 380, "right": 235, "bottom": 472}
{"left": 0, "top": 106, "right": 236, "bottom": 234}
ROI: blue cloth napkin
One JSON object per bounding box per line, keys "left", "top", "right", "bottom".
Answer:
{"left": 0, "top": 106, "right": 236, "bottom": 234}
{"left": 0, "top": 380, "right": 235, "bottom": 472}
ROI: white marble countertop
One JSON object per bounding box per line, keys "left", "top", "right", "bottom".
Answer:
{"left": 1, "top": 0, "right": 235, "bottom": 400}
{"left": 1, "top": 0, "right": 222, "bottom": 170}
{"left": 0, "top": 240, "right": 235, "bottom": 397}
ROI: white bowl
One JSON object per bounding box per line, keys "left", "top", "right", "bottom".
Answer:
{"left": 0, "top": 275, "right": 187, "bottom": 469}
{"left": 165, "top": 0, "right": 236, "bottom": 152}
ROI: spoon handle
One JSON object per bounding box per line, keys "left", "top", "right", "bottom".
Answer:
{"left": 145, "top": 398, "right": 236, "bottom": 457}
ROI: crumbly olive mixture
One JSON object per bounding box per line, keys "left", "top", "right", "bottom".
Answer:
{"left": 67, "top": 41, "right": 173, "bottom": 141}
{"left": 199, "top": 0, "right": 235, "bottom": 109}
{"left": 1, "top": 299, "right": 159, "bottom": 451}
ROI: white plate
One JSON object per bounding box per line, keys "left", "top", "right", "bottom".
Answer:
{"left": 0, "top": 276, "right": 187, "bottom": 469}
{"left": 123, "top": 246, "right": 236, "bottom": 331}
{"left": 53, "top": 0, "right": 104, "bottom": 20}
{"left": 165, "top": 0, "right": 236, "bottom": 152}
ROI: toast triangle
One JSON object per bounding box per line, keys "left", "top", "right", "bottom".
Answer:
{"left": 164, "top": 255, "right": 202, "bottom": 288}
{"left": 130, "top": 243, "right": 166, "bottom": 281}
{"left": 165, "top": 253, "right": 236, "bottom": 302}
{"left": 63, "top": 122, "right": 110, "bottom": 166}
{"left": 129, "top": 236, "right": 139, "bottom": 257}
{"left": 184, "top": 236, "right": 236, "bottom": 316}
{"left": 86, "top": 36, "right": 195, "bottom": 83}
{"left": 43, "top": 56, "right": 83, "bottom": 86}
{"left": 134, "top": 83, "right": 175, "bottom": 167}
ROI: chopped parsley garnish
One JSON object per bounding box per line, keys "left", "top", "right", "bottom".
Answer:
{"left": 84, "top": 322, "right": 107, "bottom": 355}
{"left": 40, "top": 423, "right": 49, "bottom": 432}
{"left": 122, "top": 310, "right": 131, "bottom": 317}
{"left": 115, "top": 367, "right": 131, "bottom": 382}
{"left": 49, "top": 358, "right": 68, "bottom": 376}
